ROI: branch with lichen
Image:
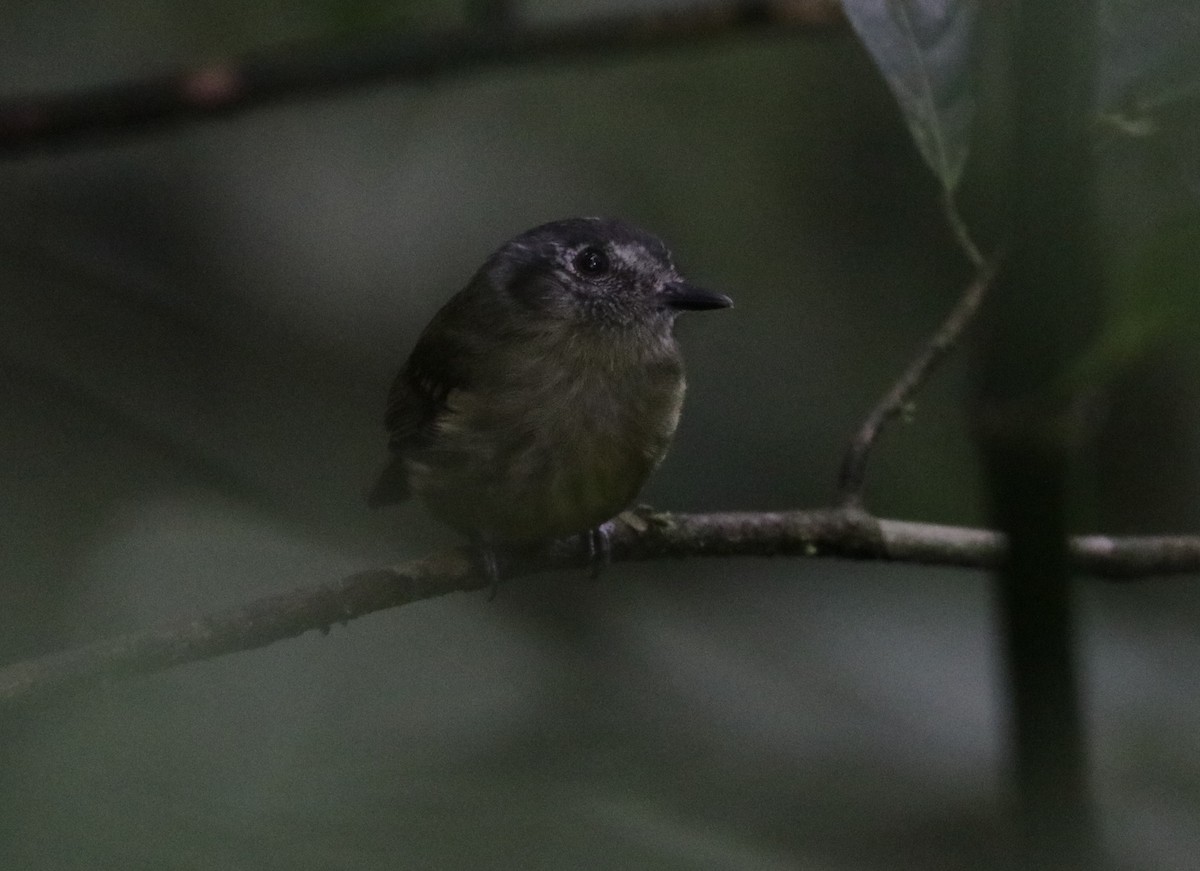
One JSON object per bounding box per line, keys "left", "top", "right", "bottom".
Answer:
{"left": 2, "top": 506, "right": 1198, "bottom": 708}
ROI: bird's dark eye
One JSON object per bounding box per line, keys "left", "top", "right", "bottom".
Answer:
{"left": 573, "top": 246, "right": 610, "bottom": 277}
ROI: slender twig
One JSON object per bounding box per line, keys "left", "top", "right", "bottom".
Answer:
{"left": 0, "top": 0, "right": 845, "bottom": 155}
{"left": 943, "top": 191, "right": 985, "bottom": 268}
{"left": 837, "top": 187, "right": 988, "bottom": 509}
{"left": 1, "top": 506, "right": 1198, "bottom": 709}
{"left": 838, "top": 254, "right": 999, "bottom": 508}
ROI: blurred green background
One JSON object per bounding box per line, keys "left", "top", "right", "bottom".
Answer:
{"left": 2, "top": 1, "right": 1199, "bottom": 868}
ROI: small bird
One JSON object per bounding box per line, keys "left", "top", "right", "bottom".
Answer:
{"left": 368, "top": 217, "right": 731, "bottom": 583}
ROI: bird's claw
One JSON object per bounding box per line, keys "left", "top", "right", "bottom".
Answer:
{"left": 583, "top": 523, "right": 613, "bottom": 580}
{"left": 474, "top": 543, "right": 500, "bottom": 600}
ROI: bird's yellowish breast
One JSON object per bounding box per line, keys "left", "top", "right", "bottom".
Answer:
{"left": 410, "top": 325, "right": 686, "bottom": 542}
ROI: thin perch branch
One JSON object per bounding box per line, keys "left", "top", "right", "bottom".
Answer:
{"left": 2, "top": 506, "right": 1198, "bottom": 709}
{"left": 838, "top": 254, "right": 999, "bottom": 507}
{"left": 0, "top": 0, "right": 845, "bottom": 155}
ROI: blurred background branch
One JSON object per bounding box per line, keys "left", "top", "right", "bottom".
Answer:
{"left": 0, "top": 0, "right": 845, "bottom": 155}
{"left": 976, "top": 0, "right": 1103, "bottom": 865}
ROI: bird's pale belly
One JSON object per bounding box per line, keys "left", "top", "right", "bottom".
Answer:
{"left": 503, "top": 424, "right": 649, "bottom": 539}
{"left": 408, "top": 375, "right": 681, "bottom": 543}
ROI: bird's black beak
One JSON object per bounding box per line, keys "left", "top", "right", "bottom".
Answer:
{"left": 662, "top": 282, "right": 733, "bottom": 311}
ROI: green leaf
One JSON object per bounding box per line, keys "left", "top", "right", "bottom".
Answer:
{"left": 1067, "top": 217, "right": 1200, "bottom": 390}
{"left": 1110, "top": 217, "right": 1200, "bottom": 343}
{"left": 843, "top": 0, "right": 978, "bottom": 192}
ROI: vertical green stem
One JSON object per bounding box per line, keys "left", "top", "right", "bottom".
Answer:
{"left": 977, "top": 0, "right": 1102, "bottom": 866}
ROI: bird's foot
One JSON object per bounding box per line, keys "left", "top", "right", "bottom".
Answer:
{"left": 582, "top": 522, "right": 613, "bottom": 580}
{"left": 472, "top": 542, "right": 501, "bottom": 600}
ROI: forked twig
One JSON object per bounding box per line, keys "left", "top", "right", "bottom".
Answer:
{"left": 838, "top": 253, "right": 999, "bottom": 508}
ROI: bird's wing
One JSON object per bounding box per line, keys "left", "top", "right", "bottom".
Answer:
{"left": 369, "top": 281, "right": 503, "bottom": 506}
{"left": 368, "top": 345, "right": 463, "bottom": 507}
{"left": 383, "top": 341, "right": 462, "bottom": 452}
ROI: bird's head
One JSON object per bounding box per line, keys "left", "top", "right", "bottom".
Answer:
{"left": 481, "top": 217, "right": 731, "bottom": 329}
